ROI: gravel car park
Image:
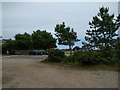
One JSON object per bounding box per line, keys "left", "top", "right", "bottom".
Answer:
{"left": 2, "top": 55, "right": 118, "bottom": 88}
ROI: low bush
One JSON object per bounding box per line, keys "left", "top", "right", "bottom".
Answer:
{"left": 79, "top": 52, "right": 101, "bottom": 65}
{"left": 100, "top": 57, "right": 119, "bottom": 65}
{"left": 48, "top": 49, "right": 65, "bottom": 62}
{"left": 46, "top": 48, "right": 119, "bottom": 65}
{"left": 45, "top": 49, "right": 52, "bottom": 53}
{"left": 64, "top": 51, "right": 119, "bottom": 65}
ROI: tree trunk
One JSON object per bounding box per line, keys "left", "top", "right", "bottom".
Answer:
{"left": 69, "top": 45, "right": 72, "bottom": 55}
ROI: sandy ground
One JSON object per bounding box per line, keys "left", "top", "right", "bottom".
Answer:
{"left": 2, "top": 55, "right": 118, "bottom": 88}
{"left": 0, "top": 56, "right": 2, "bottom": 89}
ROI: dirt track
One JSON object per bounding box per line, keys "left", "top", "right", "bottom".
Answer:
{"left": 2, "top": 55, "right": 118, "bottom": 88}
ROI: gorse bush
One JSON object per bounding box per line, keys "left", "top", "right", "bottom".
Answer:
{"left": 64, "top": 54, "right": 79, "bottom": 64}
{"left": 62, "top": 51, "right": 119, "bottom": 65}
{"left": 48, "top": 49, "right": 65, "bottom": 62}
{"left": 47, "top": 49, "right": 119, "bottom": 65}
{"left": 100, "top": 46, "right": 112, "bottom": 58}
{"left": 79, "top": 52, "right": 101, "bottom": 65}
{"left": 115, "top": 38, "right": 120, "bottom": 60}
{"left": 45, "top": 49, "right": 51, "bottom": 53}
{"left": 100, "top": 57, "right": 119, "bottom": 65}
{"left": 65, "top": 51, "right": 102, "bottom": 65}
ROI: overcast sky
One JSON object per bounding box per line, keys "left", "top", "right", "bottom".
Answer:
{"left": 2, "top": 2, "right": 118, "bottom": 49}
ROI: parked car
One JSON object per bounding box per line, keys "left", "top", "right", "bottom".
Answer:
{"left": 28, "top": 50, "right": 48, "bottom": 55}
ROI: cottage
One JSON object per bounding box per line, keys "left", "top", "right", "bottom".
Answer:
{"left": 73, "top": 46, "right": 100, "bottom": 52}
{"left": 73, "top": 46, "right": 91, "bottom": 52}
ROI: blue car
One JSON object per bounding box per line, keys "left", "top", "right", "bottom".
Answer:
{"left": 28, "top": 50, "right": 48, "bottom": 55}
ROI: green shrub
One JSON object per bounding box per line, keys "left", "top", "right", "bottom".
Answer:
{"left": 2, "top": 44, "right": 15, "bottom": 55}
{"left": 48, "top": 49, "right": 65, "bottom": 62}
{"left": 73, "top": 51, "right": 118, "bottom": 65}
{"left": 74, "top": 51, "right": 118, "bottom": 65}
{"left": 100, "top": 46, "right": 113, "bottom": 58}
{"left": 45, "top": 49, "right": 52, "bottom": 52}
{"left": 63, "top": 52, "right": 80, "bottom": 64}
{"left": 100, "top": 57, "right": 119, "bottom": 65}
{"left": 65, "top": 55, "right": 77, "bottom": 63}
{"left": 78, "top": 51, "right": 101, "bottom": 65}
{"left": 47, "top": 49, "right": 119, "bottom": 65}
{"left": 9, "top": 49, "right": 15, "bottom": 55}
{"left": 63, "top": 51, "right": 101, "bottom": 65}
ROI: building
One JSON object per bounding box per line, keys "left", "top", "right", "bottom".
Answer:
{"left": 73, "top": 46, "right": 100, "bottom": 52}
{"left": 73, "top": 46, "right": 91, "bottom": 52}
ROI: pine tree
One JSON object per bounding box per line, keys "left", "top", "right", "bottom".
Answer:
{"left": 83, "top": 7, "right": 119, "bottom": 49}
{"left": 55, "top": 22, "right": 80, "bottom": 54}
